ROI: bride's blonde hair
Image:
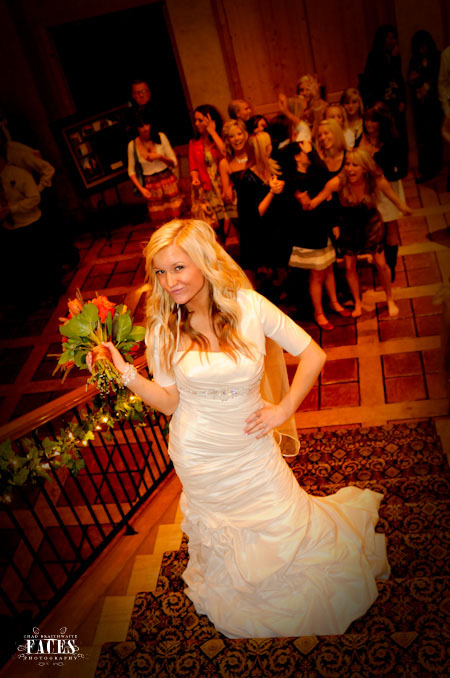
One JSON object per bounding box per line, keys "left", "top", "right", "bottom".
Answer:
{"left": 144, "top": 219, "right": 254, "bottom": 375}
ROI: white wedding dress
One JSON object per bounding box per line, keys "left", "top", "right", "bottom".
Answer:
{"left": 152, "top": 290, "right": 390, "bottom": 638}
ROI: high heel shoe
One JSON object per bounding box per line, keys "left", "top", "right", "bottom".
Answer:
{"left": 314, "top": 315, "right": 334, "bottom": 331}
{"left": 329, "top": 304, "right": 351, "bottom": 318}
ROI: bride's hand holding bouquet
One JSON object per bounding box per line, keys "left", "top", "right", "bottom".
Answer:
{"left": 54, "top": 292, "right": 145, "bottom": 394}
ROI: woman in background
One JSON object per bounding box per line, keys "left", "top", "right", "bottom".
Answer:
{"left": 285, "top": 139, "right": 350, "bottom": 330}
{"left": 189, "top": 104, "right": 231, "bottom": 241}
{"left": 324, "top": 103, "right": 355, "bottom": 148}
{"left": 316, "top": 119, "right": 347, "bottom": 178}
{"left": 219, "top": 119, "right": 249, "bottom": 206}
{"left": 228, "top": 99, "right": 254, "bottom": 131}
{"left": 127, "top": 115, "right": 182, "bottom": 223}
{"left": 408, "top": 30, "right": 442, "bottom": 182}
{"left": 308, "top": 148, "right": 410, "bottom": 318}
{"left": 360, "top": 25, "right": 408, "bottom": 174}
{"left": 340, "top": 88, "right": 364, "bottom": 147}
{"left": 237, "top": 131, "right": 286, "bottom": 288}
{"left": 357, "top": 102, "right": 407, "bottom": 282}
{"left": 278, "top": 74, "right": 326, "bottom": 142}
{"left": 247, "top": 115, "right": 269, "bottom": 135}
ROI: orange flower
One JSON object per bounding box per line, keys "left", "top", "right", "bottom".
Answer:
{"left": 90, "top": 295, "right": 116, "bottom": 323}
{"left": 67, "top": 298, "right": 83, "bottom": 316}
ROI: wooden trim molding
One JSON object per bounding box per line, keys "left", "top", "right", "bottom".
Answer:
{"left": 210, "top": 0, "right": 243, "bottom": 99}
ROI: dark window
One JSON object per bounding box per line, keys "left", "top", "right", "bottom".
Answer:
{"left": 49, "top": 2, "right": 192, "bottom": 145}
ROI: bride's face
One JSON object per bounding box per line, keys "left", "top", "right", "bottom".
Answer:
{"left": 153, "top": 244, "right": 207, "bottom": 308}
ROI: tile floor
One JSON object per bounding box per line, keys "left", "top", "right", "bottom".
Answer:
{"left": 0, "top": 169, "right": 449, "bottom": 433}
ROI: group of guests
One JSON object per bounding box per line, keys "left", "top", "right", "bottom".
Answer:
{"left": 126, "top": 25, "right": 449, "bottom": 330}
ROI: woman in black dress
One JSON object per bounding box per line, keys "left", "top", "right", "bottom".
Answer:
{"left": 308, "top": 149, "right": 411, "bottom": 318}
{"left": 284, "top": 140, "right": 350, "bottom": 330}
{"left": 237, "top": 131, "right": 286, "bottom": 289}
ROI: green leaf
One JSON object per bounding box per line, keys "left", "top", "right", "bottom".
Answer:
{"left": 128, "top": 325, "right": 146, "bottom": 342}
{"left": 116, "top": 340, "right": 135, "bottom": 352}
{"left": 42, "top": 438, "right": 57, "bottom": 453}
{"left": 115, "top": 314, "right": 132, "bottom": 343}
{"left": 59, "top": 322, "right": 77, "bottom": 338}
{"left": 71, "top": 459, "right": 86, "bottom": 476}
{"left": 69, "top": 316, "right": 94, "bottom": 337}
{"left": 106, "top": 311, "right": 113, "bottom": 338}
{"left": 12, "top": 467, "right": 29, "bottom": 486}
{"left": 0, "top": 440, "right": 15, "bottom": 461}
{"left": 82, "top": 303, "right": 99, "bottom": 324}
{"left": 74, "top": 351, "right": 87, "bottom": 368}
{"left": 58, "top": 350, "right": 75, "bottom": 366}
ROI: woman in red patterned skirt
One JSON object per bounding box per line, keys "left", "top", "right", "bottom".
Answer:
{"left": 127, "top": 115, "right": 182, "bottom": 223}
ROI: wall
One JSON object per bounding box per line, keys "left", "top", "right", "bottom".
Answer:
{"left": 0, "top": 0, "right": 449, "bottom": 215}
{"left": 166, "top": 0, "right": 231, "bottom": 118}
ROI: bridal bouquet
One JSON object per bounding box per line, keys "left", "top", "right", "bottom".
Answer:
{"left": 54, "top": 292, "right": 146, "bottom": 394}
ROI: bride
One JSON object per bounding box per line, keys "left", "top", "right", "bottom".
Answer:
{"left": 102, "top": 218, "right": 390, "bottom": 638}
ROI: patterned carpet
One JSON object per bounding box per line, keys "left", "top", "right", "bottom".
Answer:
{"left": 95, "top": 421, "right": 450, "bottom": 678}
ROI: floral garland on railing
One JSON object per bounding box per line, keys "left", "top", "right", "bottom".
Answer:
{"left": 0, "top": 292, "right": 168, "bottom": 504}
{"left": 0, "top": 390, "right": 168, "bottom": 504}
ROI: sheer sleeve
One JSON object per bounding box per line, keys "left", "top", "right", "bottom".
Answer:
{"left": 239, "top": 289, "right": 311, "bottom": 357}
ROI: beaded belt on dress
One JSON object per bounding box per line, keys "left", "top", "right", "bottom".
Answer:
{"left": 180, "top": 375, "right": 261, "bottom": 401}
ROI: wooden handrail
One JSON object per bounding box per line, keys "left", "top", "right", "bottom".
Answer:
{"left": 0, "top": 356, "right": 148, "bottom": 442}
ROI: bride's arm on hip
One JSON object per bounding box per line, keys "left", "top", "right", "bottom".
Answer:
{"left": 245, "top": 340, "right": 326, "bottom": 437}
{"left": 101, "top": 341, "right": 179, "bottom": 415}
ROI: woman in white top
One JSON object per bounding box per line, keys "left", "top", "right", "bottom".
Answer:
{"left": 127, "top": 115, "right": 182, "bottom": 223}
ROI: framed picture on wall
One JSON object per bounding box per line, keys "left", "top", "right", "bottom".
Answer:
{"left": 54, "top": 105, "right": 128, "bottom": 193}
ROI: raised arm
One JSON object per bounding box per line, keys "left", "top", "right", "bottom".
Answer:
{"left": 278, "top": 93, "right": 301, "bottom": 127}
{"left": 258, "top": 175, "right": 285, "bottom": 216}
{"left": 219, "top": 157, "right": 233, "bottom": 202}
{"left": 205, "top": 114, "right": 226, "bottom": 155}
{"left": 308, "top": 176, "right": 340, "bottom": 209}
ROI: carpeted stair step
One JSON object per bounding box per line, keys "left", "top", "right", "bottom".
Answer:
{"left": 387, "top": 530, "right": 450, "bottom": 578}
{"left": 377, "top": 498, "right": 449, "bottom": 533}
{"left": 302, "top": 473, "right": 450, "bottom": 502}
{"left": 93, "top": 420, "right": 449, "bottom": 678}
{"left": 151, "top": 524, "right": 450, "bottom": 592}
{"left": 127, "top": 576, "right": 450, "bottom": 640}
{"left": 96, "top": 630, "right": 448, "bottom": 678}
{"left": 95, "top": 573, "right": 449, "bottom": 678}
{"left": 292, "top": 421, "right": 444, "bottom": 460}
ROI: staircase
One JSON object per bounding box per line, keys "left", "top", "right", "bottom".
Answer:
{"left": 66, "top": 421, "right": 449, "bottom": 678}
